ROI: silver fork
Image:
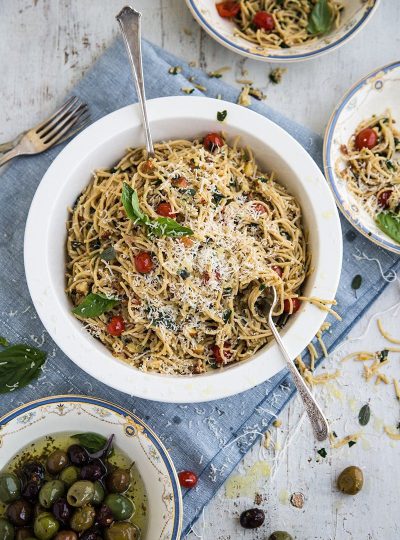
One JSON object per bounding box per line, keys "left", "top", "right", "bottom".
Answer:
{"left": 266, "top": 286, "right": 329, "bottom": 441}
{"left": 0, "top": 96, "right": 90, "bottom": 167}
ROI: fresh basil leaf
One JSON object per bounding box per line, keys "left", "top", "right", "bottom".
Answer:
{"left": 72, "top": 293, "right": 119, "bottom": 318}
{"left": 72, "top": 432, "right": 108, "bottom": 453}
{"left": 358, "top": 403, "right": 371, "bottom": 426}
{"left": 0, "top": 336, "right": 10, "bottom": 347}
{"left": 217, "top": 110, "right": 227, "bottom": 122}
{"left": 376, "top": 211, "right": 400, "bottom": 243}
{"left": 307, "top": 0, "right": 333, "bottom": 35}
{"left": 122, "top": 183, "right": 147, "bottom": 223}
{"left": 0, "top": 345, "right": 47, "bottom": 394}
{"left": 100, "top": 246, "right": 116, "bottom": 262}
{"left": 348, "top": 440, "right": 357, "bottom": 448}
{"left": 317, "top": 447, "right": 327, "bottom": 458}
{"left": 351, "top": 274, "right": 362, "bottom": 290}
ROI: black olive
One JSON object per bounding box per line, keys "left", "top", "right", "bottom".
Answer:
{"left": 71, "top": 240, "right": 83, "bottom": 250}
{"left": 67, "top": 444, "right": 89, "bottom": 466}
{"left": 6, "top": 499, "right": 33, "bottom": 527}
{"left": 21, "top": 461, "right": 45, "bottom": 485}
{"left": 80, "top": 460, "right": 104, "bottom": 482}
{"left": 89, "top": 238, "right": 101, "bottom": 250}
{"left": 95, "top": 504, "right": 114, "bottom": 527}
{"left": 21, "top": 481, "right": 41, "bottom": 503}
{"left": 239, "top": 508, "right": 265, "bottom": 529}
{"left": 15, "top": 528, "right": 35, "bottom": 540}
{"left": 80, "top": 528, "right": 103, "bottom": 540}
{"left": 52, "top": 497, "right": 72, "bottom": 525}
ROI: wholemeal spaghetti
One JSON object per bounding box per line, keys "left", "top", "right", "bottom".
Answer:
{"left": 217, "top": 1, "right": 344, "bottom": 50}
{"left": 337, "top": 112, "right": 400, "bottom": 218}
{"left": 66, "top": 136, "right": 312, "bottom": 375}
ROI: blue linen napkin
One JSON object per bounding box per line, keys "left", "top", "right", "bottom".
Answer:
{"left": 0, "top": 38, "right": 399, "bottom": 537}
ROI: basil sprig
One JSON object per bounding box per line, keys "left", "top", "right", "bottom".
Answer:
{"left": 307, "top": 0, "right": 333, "bottom": 35}
{"left": 72, "top": 432, "right": 108, "bottom": 453}
{"left": 72, "top": 292, "right": 119, "bottom": 318}
{"left": 122, "top": 183, "right": 193, "bottom": 238}
{"left": 376, "top": 211, "right": 400, "bottom": 243}
{"left": 0, "top": 343, "right": 47, "bottom": 394}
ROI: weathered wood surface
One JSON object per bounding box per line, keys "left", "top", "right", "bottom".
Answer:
{"left": 1, "top": 1, "right": 399, "bottom": 538}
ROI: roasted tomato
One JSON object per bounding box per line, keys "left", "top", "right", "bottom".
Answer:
{"left": 283, "top": 298, "right": 301, "bottom": 314}
{"left": 252, "top": 202, "right": 267, "bottom": 214}
{"left": 216, "top": 1, "right": 241, "bottom": 18}
{"left": 107, "top": 316, "right": 125, "bottom": 336}
{"left": 253, "top": 11, "right": 275, "bottom": 31}
{"left": 156, "top": 201, "right": 176, "bottom": 218}
{"left": 272, "top": 265, "right": 283, "bottom": 277}
{"left": 203, "top": 132, "right": 224, "bottom": 152}
{"left": 377, "top": 189, "right": 392, "bottom": 209}
{"left": 134, "top": 251, "right": 154, "bottom": 273}
{"left": 355, "top": 128, "right": 378, "bottom": 150}
{"left": 212, "top": 342, "right": 233, "bottom": 364}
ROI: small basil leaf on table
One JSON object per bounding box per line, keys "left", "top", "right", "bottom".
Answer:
{"left": 0, "top": 336, "right": 10, "bottom": 347}
{"left": 307, "top": 0, "right": 333, "bottom": 35}
{"left": 0, "top": 344, "right": 47, "bottom": 393}
{"left": 72, "top": 432, "right": 108, "bottom": 453}
{"left": 72, "top": 293, "right": 119, "bottom": 318}
{"left": 217, "top": 110, "right": 227, "bottom": 122}
{"left": 358, "top": 403, "right": 371, "bottom": 426}
{"left": 376, "top": 211, "right": 400, "bottom": 243}
{"left": 351, "top": 274, "right": 362, "bottom": 290}
{"left": 100, "top": 246, "right": 116, "bottom": 262}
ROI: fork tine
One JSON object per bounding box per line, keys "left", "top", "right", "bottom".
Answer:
{"left": 56, "top": 117, "right": 91, "bottom": 145}
{"left": 42, "top": 108, "right": 90, "bottom": 146}
{"left": 38, "top": 100, "right": 86, "bottom": 140}
{"left": 41, "top": 104, "right": 89, "bottom": 144}
{"left": 34, "top": 96, "right": 80, "bottom": 133}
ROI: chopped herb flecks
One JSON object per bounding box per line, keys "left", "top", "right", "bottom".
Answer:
{"left": 169, "top": 66, "right": 182, "bottom": 75}
{"left": 217, "top": 110, "right": 228, "bottom": 122}
{"left": 317, "top": 448, "right": 327, "bottom": 458}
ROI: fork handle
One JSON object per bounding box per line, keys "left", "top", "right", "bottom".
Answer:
{"left": 0, "top": 146, "right": 23, "bottom": 167}
{"left": 116, "top": 6, "right": 154, "bottom": 156}
{"left": 270, "top": 324, "right": 329, "bottom": 441}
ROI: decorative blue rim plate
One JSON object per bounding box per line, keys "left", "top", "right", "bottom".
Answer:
{"left": 323, "top": 61, "right": 400, "bottom": 256}
{"left": 0, "top": 395, "right": 183, "bottom": 540}
{"left": 185, "top": 0, "right": 380, "bottom": 63}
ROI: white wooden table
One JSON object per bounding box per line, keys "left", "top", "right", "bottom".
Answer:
{"left": 1, "top": 1, "right": 400, "bottom": 538}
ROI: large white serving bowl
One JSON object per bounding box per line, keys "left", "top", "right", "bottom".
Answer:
{"left": 0, "top": 395, "right": 182, "bottom": 540}
{"left": 24, "top": 96, "right": 342, "bottom": 403}
{"left": 185, "top": 0, "right": 380, "bottom": 63}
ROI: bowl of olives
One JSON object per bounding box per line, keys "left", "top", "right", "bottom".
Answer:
{"left": 0, "top": 396, "right": 182, "bottom": 540}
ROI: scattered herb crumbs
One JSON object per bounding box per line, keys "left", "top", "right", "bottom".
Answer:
{"left": 358, "top": 403, "right": 371, "bottom": 426}
{"left": 237, "top": 86, "right": 251, "bottom": 107}
{"left": 168, "top": 66, "right": 182, "bottom": 75}
{"left": 269, "top": 67, "right": 287, "bottom": 84}
{"left": 351, "top": 274, "right": 362, "bottom": 290}
{"left": 259, "top": 284, "right": 266, "bottom": 291}
{"left": 386, "top": 159, "right": 395, "bottom": 171}
{"left": 0, "top": 336, "right": 10, "bottom": 347}
{"left": 222, "top": 309, "right": 232, "bottom": 323}
{"left": 317, "top": 448, "right": 327, "bottom": 458}
{"left": 348, "top": 440, "right": 357, "bottom": 448}
{"left": 194, "top": 83, "right": 207, "bottom": 92}
{"left": 208, "top": 67, "right": 230, "bottom": 78}
{"left": 332, "top": 431, "right": 337, "bottom": 438}
{"left": 181, "top": 87, "right": 195, "bottom": 94}
{"left": 217, "top": 110, "right": 228, "bottom": 122}
{"left": 377, "top": 349, "right": 389, "bottom": 363}
{"left": 178, "top": 269, "right": 190, "bottom": 280}
{"left": 248, "top": 87, "right": 266, "bottom": 101}
{"left": 259, "top": 177, "right": 268, "bottom": 183}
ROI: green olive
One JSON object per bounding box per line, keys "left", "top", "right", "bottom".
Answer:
{"left": 0, "top": 517, "right": 15, "bottom": 540}
{"left": 92, "top": 481, "right": 105, "bottom": 505}
{"left": 337, "top": 465, "right": 364, "bottom": 495}
{"left": 39, "top": 480, "right": 65, "bottom": 509}
{"left": 106, "top": 468, "right": 131, "bottom": 493}
{"left": 33, "top": 512, "right": 60, "bottom": 540}
{"left": 59, "top": 466, "right": 79, "bottom": 487}
{"left": 46, "top": 450, "right": 69, "bottom": 475}
{"left": 54, "top": 531, "right": 78, "bottom": 540}
{"left": 105, "top": 522, "right": 139, "bottom": 540}
{"left": 269, "top": 532, "right": 294, "bottom": 540}
{"left": 0, "top": 472, "right": 21, "bottom": 503}
{"left": 16, "top": 528, "right": 35, "bottom": 540}
{"left": 67, "top": 481, "right": 95, "bottom": 507}
{"left": 70, "top": 505, "right": 95, "bottom": 533}
{"left": 104, "top": 493, "right": 135, "bottom": 521}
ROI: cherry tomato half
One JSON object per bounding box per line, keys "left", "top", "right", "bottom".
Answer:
{"left": 216, "top": 1, "right": 241, "bottom": 18}
{"left": 253, "top": 11, "right": 275, "bottom": 31}
{"left": 107, "top": 316, "right": 125, "bottom": 337}
{"left": 377, "top": 189, "right": 392, "bottom": 209}
{"left": 172, "top": 176, "right": 189, "bottom": 188}
{"left": 178, "top": 470, "right": 198, "bottom": 488}
{"left": 156, "top": 201, "right": 176, "bottom": 218}
{"left": 252, "top": 202, "right": 267, "bottom": 214}
{"left": 272, "top": 265, "right": 283, "bottom": 277}
{"left": 179, "top": 236, "right": 194, "bottom": 248}
{"left": 134, "top": 252, "right": 154, "bottom": 273}
{"left": 203, "top": 132, "right": 225, "bottom": 152}
{"left": 355, "top": 128, "right": 377, "bottom": 151}
{"left": 212, "top": 342, "right": 233, "bottom": 364}
{"left": 283, "top": 298, "right": 301, "bottom": 314}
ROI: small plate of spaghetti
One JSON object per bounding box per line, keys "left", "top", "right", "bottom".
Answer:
{"left": 25, "top": 96, "right": 342, "bottom": 402}
{"left": 324, "top": 61, "right": 400, "bottom": 255}
{"left": 185, "top": 0, "right": 379, "bottom": 62}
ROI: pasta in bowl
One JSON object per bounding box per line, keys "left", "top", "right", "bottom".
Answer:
{"left": 25, "top": 96, "right": 342, "bottom": 402}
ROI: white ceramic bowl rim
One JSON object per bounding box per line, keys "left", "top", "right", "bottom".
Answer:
{"left": 185, "top": 0, "right": 380, "bottom": 62}
{"left": 0, "top": 394, "right": 183, "bottom": 540}
{"left": 323, "top": 60, "right": 400, "bottom": 255}
{"left": 24, "top": 96, "right": 342, "bottom": 403}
